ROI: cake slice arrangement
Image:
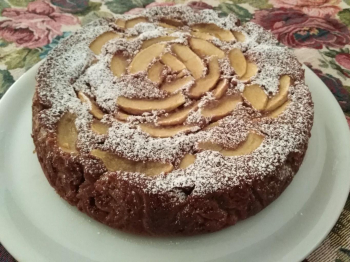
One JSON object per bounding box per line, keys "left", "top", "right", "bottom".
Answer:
{"left": 32, "top": 6, "right": 313, "bottom": 236}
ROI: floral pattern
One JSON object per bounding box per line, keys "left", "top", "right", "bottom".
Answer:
{"left": 252, "top": 8, "right": 350, "bottom": 49}
{"left": 0, "top": 0, "right": 350, "bottom": 261}
{"left": 0, "top": 1, "right": 79, "bottom": 48}
{"left": 270, "top": 0, "right": 341, "bottom": 17}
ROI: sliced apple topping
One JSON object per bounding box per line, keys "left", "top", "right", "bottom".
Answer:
{"left": 161, "top": 53, "right": 186, "bottom": 72}
{"left": 221, "top": 133, "right": 264, "bottom": 156}
{"left": 91, "top": 119, "right": 109, "bottom": 135}
{"left": 117, "top": 92, "right": 186, "bottom": 115}
{"left": 203, "top": 121, "right": 220, "bottom": 130}
{"left": 267, "top": 101, "right": 291, "bottom": 118}
{"left": 265, "top": 75, "right": 290, "bottom": 112}
{"left": 141, "top": 36, "right": 177, "bottom": 49}
{"left": 161, "top": 76, "right": 194, "bottom": 93}
{"left": 201, "top": 95, "right": 242, "bottom": 121}
{"left": 148, "top": 61, "right": 165, "bottom": 84}
{"left": 158, "top": 22, "right": 177, "bottom": 29}
{"left": 158, "top": 102, "right": 198, "bottom": 126}
{"left": 198, "top": 132, "right": 264, "bottom": 156}
{"left": 125, "top": 17, "right": 149, "bottom": 28}
{"left": 115, "top": 19, "right": 126, "bottom": 28}
{"left": 232, "top": 31, "right": 245, "bottom": 42}
{"left": 212, "top": 79, "right": 229, "bottom": 99}
{"left": 171, "top": 44, "right": 205, "bottom": 79}
{"left": 91, "top": 149, "right": 173, "bottom": 176}
{"left": 57, "top": 112, "right": 78, "bottom": 153}
{"left": 179, "top": 154, "right": 196, "bottom": 169}
{"left": 228, "top": 48, "right": 247, "bottom": 77}
{"left": 176, "top": 70, "right": 187, "bottom": 78}
{"left": 78, "top": 92, "right": 104, "bottom": 119}
{"left": 243, "top": 84, "right": 268, "bottom": 111}
{"left": 110, "top": 54, "right": 128, "bottom": 77}
{"left": 139, "top": 124, "right": 194, "bottom": 138}
{"left": 188, "top": 57, "right": 220, "bottom": 98}
{"left": 191, "top": 31, "right": 214, "bottom": 40}
{"left": 240, "top": 62, "right": 258, "bottom": 81}
{"left": 129, "top": 43, "right": 166, "bottom": 74}
{"left": 189, "top": 38, "right": 225, "bottom": 58}
{"left": 115, "top": 111, "right": 130, "bottom": 122}
{"left": 198, "top": 141, "right": 223, "bottom": 152}
{"left": 160, "top": 18, "right": 184, "bottom": 27}
{"left": 89, "top": 32, "right": 120, "bottom": 55}
{"left": 191, "top": 23, "right": 235, "bottom": 42}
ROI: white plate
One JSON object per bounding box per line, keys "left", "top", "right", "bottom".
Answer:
{"left": 0, "top": 62, "right": 349, "bottom": 262}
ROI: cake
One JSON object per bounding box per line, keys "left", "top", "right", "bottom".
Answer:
{"left": 32, "top": 6, "right": 314, "bottom": 236}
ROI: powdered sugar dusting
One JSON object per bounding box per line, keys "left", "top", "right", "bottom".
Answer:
{"left": 35, "top": 5, "right": 313, "bottom": 198}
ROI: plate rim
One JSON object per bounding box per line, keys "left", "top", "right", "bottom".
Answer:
{"left": 0, "top": 62, "right": 349, "bottom": 262}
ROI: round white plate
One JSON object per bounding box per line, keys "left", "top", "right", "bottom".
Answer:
{"left": 0, "top": 62, "right": 349, "bottom": 262}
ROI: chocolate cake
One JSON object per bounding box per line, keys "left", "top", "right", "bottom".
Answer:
{"left": 32, "top": 6, "right": 314, "bottom": 236}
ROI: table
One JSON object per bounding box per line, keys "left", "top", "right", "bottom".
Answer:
{"left": 0, "top": 0, "right": 349, "bottom": 261}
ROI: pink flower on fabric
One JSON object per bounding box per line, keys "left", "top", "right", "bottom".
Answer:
{"left": 0, "top": 1, "right": 79, "bottom": 48}
{"left": 252, "top": 8, "right": 350, "bottom": 49}
{"left": 187, "top": 1, "right": 213, "bottom": 11}
{"left": 125, "top": 2, "right": 175, "bottom": 15}
{"left": 346, "top": 115, "right": 350, "bottom": 128}
{"left": 269, "top": 0, "right": 341, "bottom": 17}
{"left": 335, "top": 53, "right": 350, "bottom": 70}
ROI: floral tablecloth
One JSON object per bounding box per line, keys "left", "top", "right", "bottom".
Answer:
{"left": 0, "top": 0, "right": 350, "bottom": 261}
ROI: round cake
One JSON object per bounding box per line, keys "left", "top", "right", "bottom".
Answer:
{"left": 32, "top": 6, "right": 314, "bottom": 236}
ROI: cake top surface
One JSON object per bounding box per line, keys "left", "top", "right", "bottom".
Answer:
{"left": 35, "top": 5, "right": 313, "bottom": 199}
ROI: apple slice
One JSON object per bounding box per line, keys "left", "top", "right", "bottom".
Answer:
{"left": 110, "top": 54, "right": 128, "bottom": 77}
{"left": 228, "top": 48, "right": 247, "bottom": 77}
{"left": 91, "top": 119, "right": 109, "bottom": 135}
{"left": 158, "top": 102, "right": 198, "bottom": 126}
{"left": 265, "top": 75, "right": 290, "bottom": 112}
{"left": 221, "top": 133, "right": 264, "bottom": 156}
{"left": 115, "top": 111, "right": 130, "bottom": 121}
{"left": 158, "top": 22, "right": 177, "bottom": 29}
{"left": 198, "top": 132, "right": 264, "bottom": 156}
{"left": 161, "top": 76, "right": 194, "bottom": 93}
{"left": 78, "top": 92, "right": 104, "bottom": 119}
{"left": 171, "top": 44, "right": 205, "bottom": 79}
{"left": 141, "top": 36, "right": 177, "bottom": 49}
{"left": 115, "top": 19, "right": 126, "bottom": 28}
{"left": 161, "top": 53, "right": 186, "bottom": 72}
{"left": 212, "top": 79, "right": 229, "bottom": 99}
{"left": 191, "top": 23, "right": 235, "bottom": 41}
{"left": 240, "top": 62, "right": 258, "bottom": 81}
{"left": 91, "top": 149, "right": 173, "bottom": 176}
{"left": 197, "top": 141, "right": 223, "bottom": 152}
{"left": 148, "top": 61, "right": 165, "bottom": 84}
{"left": 203, "top": 121, "right": 220, "bottom": 130}
{"left": 267, "top": 101, "right": 291, "bottom": 118}
{"left": 232, "top": 31, "right": 245, "bottom": 42}
{"left": 89, "top": 32, "right": 121, "bottom": 55}
{"left": 160, "top": 18, "right": 184, "bottom": 27}
{"left": 201, "top": 95, "right": 242, "bottom": 121}
{"left": 243, "top": 84, "right": 268, "bottom": 111}
{"left": 129, "top": 43, "right": 166, "bottom": 74}
{"left": 117, "top": 92, "right": 186, "bottom": 115}
{"left": 189, "top": 38, "right": 225, "bottom": 58}
{"left": 57, "top": 112, "right": 78, "bottom": 153}
{"left": 191, "top": 31, "right": 214, "bottom": 40}
{"left": 179, "top": 154, "right": 196, "bottom": 169}
{"left": 188, "top": 57, "right": 220, "bottom": 98}
{"left": 139, "top": 124, "right": 194, "bottom": 138}
{"left": 125, "top": 17, "right": 148, "bottom": 28}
